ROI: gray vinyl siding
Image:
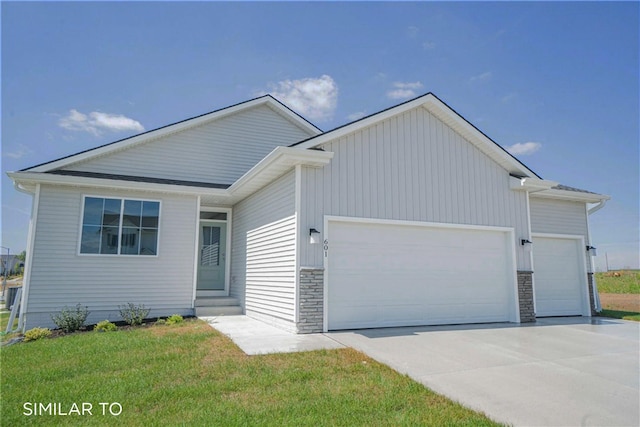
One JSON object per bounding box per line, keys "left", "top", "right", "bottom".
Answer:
{"left": 530, "top": 198, "right": 588, "bottom": 236}
{"left": 245, "top": 216, "right": 297, "bottom": 321}
{"left": 63, "top": 105, "right": 312, "bottom": 185}
{"left": 24, "top": 185, "right": 198, "bottom": 329}
{"left": 230, "top": 171, "right": 296, "bottom": 322}
{"left": 530, "top": 197, "right": 592, "bottom": 272}
{"left": 299, "top": 106, "right": 531, "bottom": 270}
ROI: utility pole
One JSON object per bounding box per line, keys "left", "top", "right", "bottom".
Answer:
{"left": 0, "top": 246, "right": 9, "bottom": 300}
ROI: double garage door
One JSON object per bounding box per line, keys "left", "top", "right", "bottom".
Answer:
{"left": 326, "top": 219, "right": 519, "bottom": 330}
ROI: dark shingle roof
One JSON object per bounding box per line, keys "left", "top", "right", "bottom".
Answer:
{"left": 552, "top": 184, "right": 599, "bottom": 195}
{"left": 47, "top": 170, "right": 230, "bottom": 189}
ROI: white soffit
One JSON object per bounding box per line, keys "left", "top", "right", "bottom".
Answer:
{"left": 530, "top": 188, "right": 610, "bottom": 203}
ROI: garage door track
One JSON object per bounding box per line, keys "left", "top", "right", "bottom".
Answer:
{"left": 328, "top": 317, "right": 639, "bottom": 426}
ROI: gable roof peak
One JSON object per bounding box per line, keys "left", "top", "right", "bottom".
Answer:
{"left": 292, "top": 91, "right": 541, "bottom": 179}
{"left": 22, "top": 94, "right": 322, "bottom": 173}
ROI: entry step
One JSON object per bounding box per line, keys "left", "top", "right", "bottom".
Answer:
{"left": 195, "top": 306, "right": 243, "bottom": 317}
{"left": 195, "top": 297, "right": 240, "bottom": 307}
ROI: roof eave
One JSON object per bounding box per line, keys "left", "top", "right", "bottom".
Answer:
{"left": 7, "top": 171, "right": 229, "bottom": 197}
{"left": 227, "top": 146, "right": 333, "bottom": 203}
{"left": 7, "top": 147, "right": 333, "bottom": 204}
{"left": 530, "top": 188, "right": 611, "bottom": 203}
{"left": 509, "top": 176, "right": 558, "bottom": 192}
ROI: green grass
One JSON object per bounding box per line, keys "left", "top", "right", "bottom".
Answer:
{"left": 1, "top": 320, "right": 499, "bottom": 426}
{"left": 595, "top": 271, "right": 640, "bottom": 294}
{"left": 599, "top": 309, "right": 640, "bottom": 322}
{"left": 0, "top": 310, "right": 20, "bottom": 339}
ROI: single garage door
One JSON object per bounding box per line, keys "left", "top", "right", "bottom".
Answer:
{"left": 533, "top": 235, "right": 588, "bottom": 317}
{"left": 326, "top": 219, "right": 518, "bottom": 330}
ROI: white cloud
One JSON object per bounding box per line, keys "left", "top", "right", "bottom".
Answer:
{"left": 505, "top": 142, "right": 541, "bottom": 156}
{"left": 347, "top": 111, "right": 367, "bottom": 122}
{"left": 387, "top": 81, "right": 424, "bottom": 100}
{"left": 422, "top": 41, "right": 436, "bottom": 50}
{"left": 262, "top": 75, "right": 338, "bottom": 122}
{"left": 501, "top": 92, "right": 517, "bottom": 103}
{"left": 406, "top": 26, "right": 420, "bottom": 38}
{"left": 59, "top": 109, "right": 144, "bottom": 136}
{"left": 469, "top": 71, "right": 492, "bottom": 83}
{"left": 4, "top": 143, "right": 34, "bottom": 159}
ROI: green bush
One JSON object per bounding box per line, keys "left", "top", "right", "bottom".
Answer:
{"left": 119, "top": 303, "right": 150, "bottom": 326}
{"left": 24, "top": 327, "right": 51, "bottom": 342}
{"left": 166, "top": 314, "right": 184, "bottom": 325}
{"left": 94, "top": 320, "right": 117, "bottom": 332}
{"left": 155, "top": 318, "right": 167, "bottom": 325}
{"left": 51, "top": 304, "right": 90, "bottom": 333}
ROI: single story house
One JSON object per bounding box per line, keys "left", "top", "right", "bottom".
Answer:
{"left": 8, "top": 93, "right": 609, "bottom": 333}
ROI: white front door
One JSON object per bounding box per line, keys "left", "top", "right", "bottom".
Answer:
{"left": 197, "top": 222, "right": 227, "bottom": 292}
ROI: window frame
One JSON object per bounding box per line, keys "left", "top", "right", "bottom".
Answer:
{"left": 77, "top": 195, "right": 162, "bottom": 257}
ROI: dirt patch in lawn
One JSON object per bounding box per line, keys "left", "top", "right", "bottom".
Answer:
{"left": 599, "top": 293, "right": 640, "bottom": 312}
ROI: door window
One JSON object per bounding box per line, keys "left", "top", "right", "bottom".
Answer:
{"left": 201, "top": 226, "right": 221, "bottom": 266}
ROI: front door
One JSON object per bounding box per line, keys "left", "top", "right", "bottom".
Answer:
{"left": 197, "top": 222, "right": 227, "bottom": 291}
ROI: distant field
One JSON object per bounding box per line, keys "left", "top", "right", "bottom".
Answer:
{"left": 597, "top": 271, "right": 640, "bottom": 322}
{"left": 595, "top": 271, "right": 639, "bottom": 294}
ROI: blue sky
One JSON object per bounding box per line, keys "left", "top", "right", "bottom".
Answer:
{"left": 2, "top": 1, "right": 638, "bottom": 270}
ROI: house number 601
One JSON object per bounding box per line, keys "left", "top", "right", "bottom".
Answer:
{"left": 323, "top": 239, "right": 329, "bottom": 257}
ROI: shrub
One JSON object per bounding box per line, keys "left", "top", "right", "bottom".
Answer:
{"left": 118, "top": 303, "right": 150, "bottom": 326}
{"left": 166, "top": 314, "right": 184, "bottom": 325}
{"left": 155, "top": 318, "right": 167, "bottom": 325}
{"left": 24, "top": 327, "right": 52, "bottom": 342}
{"left": 94, "top": 320, "right": 117, "bottom": 332}
{"left": 51, "top": 304, "right": 90, "bottom": 333}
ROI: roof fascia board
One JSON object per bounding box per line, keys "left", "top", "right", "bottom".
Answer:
{"left": 7, "top": 171, "right": 229, "bottom": 197}
{"left": 294, "top": 93, "right": 538, "bottom": 178}
{"left": 26, "top": 96, "right": 320, "bottom": 173}
{"left": 530, "top": 188, "right": 610, "bottom": 203}
{"left": 420, "top": 96, "right": 538, "bottom": 178}
{"left": 228, "top": 147, "right": 333, "bottom": 196}
{"left": 264, "top": 96, "right": 323, "bottom": 135}
{"left": 8, "top": 147, "right": 333, "bottom": 203}
{"left": 509, "top": 176, "right": 558, "bottom": 192}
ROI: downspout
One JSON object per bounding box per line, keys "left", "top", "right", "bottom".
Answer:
{"left": 18, "top": 182, "right": 41, "bottom": 331}
{"left": 586, "top": 201, "right": 606, "bottom": 312}
{"left": 587, "top": 199, "right": 607, "bottom": 215}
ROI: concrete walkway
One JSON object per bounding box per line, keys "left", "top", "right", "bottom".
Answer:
{"left": 202, "top": 315, "right": 639, "bottom": 425}
{"left": 328, "top": 317, "right": 640, "bottom": 427}
{"left": 201, "top": 315, "right": 343, "bottom": 355}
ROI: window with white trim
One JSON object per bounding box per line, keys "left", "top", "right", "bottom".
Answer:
{"left": 80, "top": 197, "right": 160, "bottom": 255}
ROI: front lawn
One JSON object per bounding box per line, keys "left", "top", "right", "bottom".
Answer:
{"left": 1, "top": 320, "right": 499, "bottom": 426}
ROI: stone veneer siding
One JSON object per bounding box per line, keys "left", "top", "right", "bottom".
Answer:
{"left": 517, "top": 271, "right": 535, "bottom": 322}
{"left": 297, "top": 268, "right": 324, "bottom": 333}
{"left": 587, "top": 273, "right": 597, "bottom": 315}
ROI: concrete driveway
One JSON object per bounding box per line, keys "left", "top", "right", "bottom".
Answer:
{"left": 328, "top": 317, "right": 639, "bottom": 426}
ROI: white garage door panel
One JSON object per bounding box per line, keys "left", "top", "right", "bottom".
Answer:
{"left": 327, "top": 220, "right": 516, "bottom": 330}
{"left": 533, "top": 237, "right": 586, "bottom": 317}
